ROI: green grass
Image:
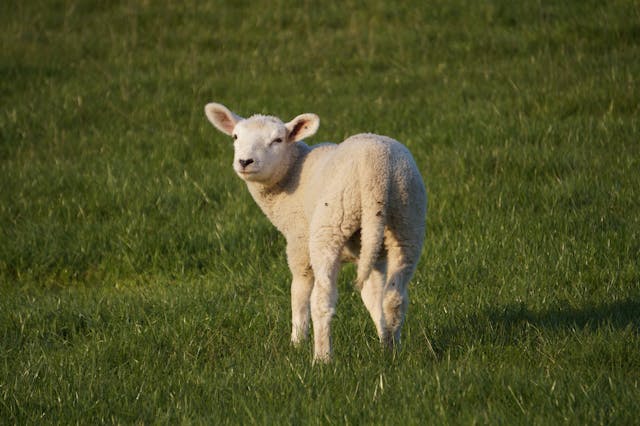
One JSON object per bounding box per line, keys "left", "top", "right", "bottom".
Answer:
{"left": 1, "top": 0, "right": 639, "bottom": 423}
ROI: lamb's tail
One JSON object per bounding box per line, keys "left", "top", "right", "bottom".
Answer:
{"left": 355, "top": 146, "right": 390, "bottom": 290}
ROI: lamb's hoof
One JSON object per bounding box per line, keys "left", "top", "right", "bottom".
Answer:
{"left": 291, "top": 338, "right": 306, "bottom": 349}
{"left": 381, "top": 331, "right": 394, "bottom": 349}
{"left": 291, "top": 329, "right": 309, "bottom": 348}
{"left": 312, "top": 352, "right": 332, "bottom": 364}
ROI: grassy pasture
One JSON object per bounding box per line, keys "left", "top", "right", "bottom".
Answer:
{"left": 1, "top": 0, "right": 639, "bottom": 423}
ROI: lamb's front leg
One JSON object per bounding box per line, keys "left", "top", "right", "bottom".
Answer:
{"left": 290, "top": 272, "right": 313, "bottom": 346}
{"left": 287, "top": 242, "right": 314, "bottom": 346}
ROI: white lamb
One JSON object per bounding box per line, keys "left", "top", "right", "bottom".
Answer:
{"left": 205, "top": 102, "right": 427, "bottom": 362}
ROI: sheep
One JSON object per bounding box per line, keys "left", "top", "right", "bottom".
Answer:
{"left": 204, "top": 102, "right": 427, "bottom": 362}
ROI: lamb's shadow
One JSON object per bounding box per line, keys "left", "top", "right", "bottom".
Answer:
{"left": 430, "top": 298, "right": 640, "bottom": 357}
{"left": 488, "top": 298, "right": 640, "bottom": 331}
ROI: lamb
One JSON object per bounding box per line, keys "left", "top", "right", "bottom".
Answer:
{"left": 204, "top": 102, "right": 427, "bottom": 362}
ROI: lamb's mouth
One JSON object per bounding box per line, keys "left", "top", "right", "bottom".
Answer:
{"left": 237, "top": 169, "right": 258, "bottom": 178}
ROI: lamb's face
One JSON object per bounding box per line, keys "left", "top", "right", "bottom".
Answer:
{"left": 231, "top": 116, "right": 291, "bottom": 183}
{"left": 205, "top": 102, "right": 319, "bottom": 184}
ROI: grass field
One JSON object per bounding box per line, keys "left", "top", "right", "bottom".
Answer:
{"left": 1, "top": 0, "right": 639, "bottom": 423}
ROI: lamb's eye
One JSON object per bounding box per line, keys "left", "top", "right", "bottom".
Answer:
{"left": 233, "top": 134, "right": 238, "bottom": 140}
{"left": 272, "top": 137, "right": 283, "bottom": 144}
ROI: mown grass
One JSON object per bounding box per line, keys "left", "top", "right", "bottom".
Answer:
{"left": 1, "top": 0, "right": 639, "bottom": 424}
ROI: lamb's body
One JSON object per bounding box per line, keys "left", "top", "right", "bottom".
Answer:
{"left": 205, "top": 103, "right": 427, "bottom": 362}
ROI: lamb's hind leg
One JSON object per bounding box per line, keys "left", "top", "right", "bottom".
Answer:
{"left": 309, "top": 254, "right": 340, "bottom": 362}
{"left": 309, "top": 224, "right": 347, "bottom": 363}
{"left": 382, "top": 229, "right": 423, "bottom": 349}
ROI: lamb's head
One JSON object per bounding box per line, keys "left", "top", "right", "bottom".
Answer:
{"left": 205, "top": 102, "right": 319, "bottom": 185}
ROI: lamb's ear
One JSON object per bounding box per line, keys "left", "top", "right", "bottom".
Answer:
{"left": 285, "top": 113, "right": 320, "bottom": 142}
{"left": 204, "top": 103, "right": 243, "bottom": 136}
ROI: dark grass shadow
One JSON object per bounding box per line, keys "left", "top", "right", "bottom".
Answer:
{"left": 430, "top": 298, "right": 640, "bottom": 358}
{"left": 486, "top": 298, "right": 640, "bottom": 332}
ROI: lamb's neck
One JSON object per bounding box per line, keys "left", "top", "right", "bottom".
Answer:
{"left": 247, "top": 181, "right": 287, "bottom": 206}
{"left": 246, "top": 181, "right": 296, "bottom": 233}
{"left": 245, "top": 144, "right": 307, "bottom": 234}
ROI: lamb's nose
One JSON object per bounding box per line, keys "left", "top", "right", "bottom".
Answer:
{"left": 239, "top": 159, "right": 254, "bottom": 168}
